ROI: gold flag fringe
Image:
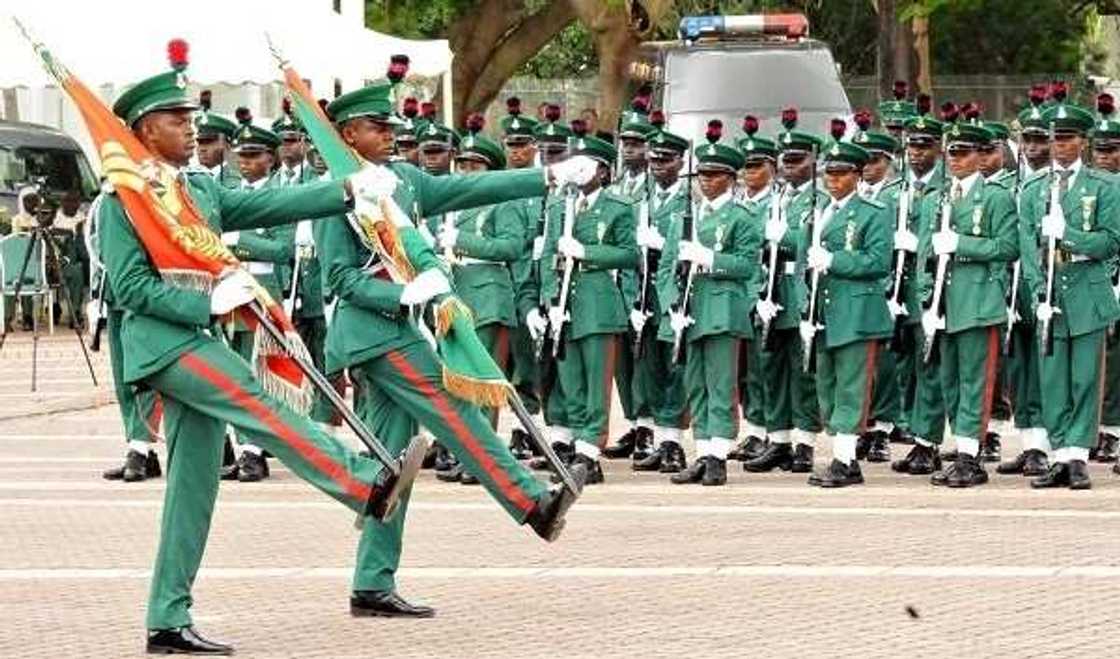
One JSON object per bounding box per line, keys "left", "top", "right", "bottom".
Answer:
{"left": 434, "top": 296, "right": 472, "bottom": 338}
{"left": 252, "top": 325, "right": 314, "bottom": 415}
{"left": 442, "top": 367, "right": 513, "bottom": 409}
{"left": 160, "top": 269, "right": 216, "bottom": 294}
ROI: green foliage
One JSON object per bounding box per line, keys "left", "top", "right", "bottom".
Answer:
{"left": 518, "top": 22, "right": 598, "bottom": 78}
{"left": 364, "top": 0, "right": 468, "bottom": 39}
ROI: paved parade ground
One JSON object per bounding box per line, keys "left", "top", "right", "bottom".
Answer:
{"left": 1, "top": 337, "right": 1119, "bottom": 658}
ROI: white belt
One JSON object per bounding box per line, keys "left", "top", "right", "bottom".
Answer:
{"left": 1065, "top": 254, "right": 1091, "bottom": 263}
{"left": 247, "top": 262, "right": 274, "bottom": 275}
{"left": 783, "top": 262, "right": 796, "bottom": 275}
{"left": 457, "top": 257, "right": 502, "bottom": 266}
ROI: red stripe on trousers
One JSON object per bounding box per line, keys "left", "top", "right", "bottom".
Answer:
{"left": 729, "top": 340, "right": 743, "bottom": 438}
{"left": 978, "top": 327, "right": 999, "bottom": 437}
{"left": 180, "top": 352, "right": 371, "bottom": 503}
{"left": 598, "top": 337, "right": 618, "bottom": 447}
{"left": 385, "top": 350, "right": 536, "bottom": 513}
{"left": 858, "top": 341, "right": 879, "bottom": 434}
{"left": 1096, "top": 338, "right": 1107, "bottom": 432}
{"left": 147, "top": 395, "right": 164, "bottom": 443}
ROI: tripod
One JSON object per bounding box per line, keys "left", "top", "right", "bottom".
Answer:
{"left": 0, "top": 222, "right": 98, "bottom": 391}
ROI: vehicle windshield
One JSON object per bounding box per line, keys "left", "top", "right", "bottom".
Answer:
{"left": 0, "top": 146, "right": 99, "bottom": 200}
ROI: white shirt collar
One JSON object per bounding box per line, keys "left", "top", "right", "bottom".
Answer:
{"left": 909, "top": 167, "right": 936, "bottom": 186}
{"left": 828, "top": 189, "right": 858, "bottom": 211}
{"left": 579, "top": 187, "right": 601, "bottom": 210}
{"left": 657, "top": 179, "right": 682, "bottom": 199}
{"left": 951, "top": 171, "right": 982, "bottom": 198}
{"left": 242, "top": 175, "right": 269, "bottom": 190}
{"left": 746, "top": 186, "right": 771, "bottom": 203}
{"left": 859, "top": 177, "right": 886, "bottom": 199}
{"left": 1056, "top": 158, "right": 1083, "bottom": 179}
{"left": 702, "top": 190, "right": 733, "bottom": 213}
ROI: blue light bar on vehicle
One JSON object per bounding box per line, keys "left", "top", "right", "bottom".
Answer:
{"left": 678, "top": 14, "right": 809, "bottom": 43}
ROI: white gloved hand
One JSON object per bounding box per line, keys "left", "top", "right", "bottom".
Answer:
{"left": 547, "top": 305, "right": 567, "bottom": 331}
{"left": 764, "top": 218, "right": 788, "bottom": 243}
{"left": 1041, "top": 210, "right": 1066, "bottom": 240}
{"left": 637, "top": 224, "right": 665, "bottom": 250}
{"left": 798, "top": 320, "right": 817, "bottom": 346}
{"left": 548, "top": 155, "right": 599, "bottom": 188}
{"left": 932, "top": 230, "right": 959, "bottom": 255}
{"left": 438, "top": 224, "right": 459, "bottom": 250}
{"left": 893, "top": 229, "right": 918, "bottom": 253}
{"left": 558, "top": 236, "right": 586, "bottom": 260}
{"left": 525, "top": 308, "right": 548, "bottom": 341}
{"left": 921, "top": 310, "right": 945, "bottom": 340}
{"left": 755, "top": 299, "right": 782, "bottom": 325}
{"left": 887, "top": 299, "right": 907, "bottom": 318}
{"left": 532, "top": 236, "right": 546, "bottom": 260}
{"left": 295, "top": 221, "right": 314, "bottom": 247}
{"left": 1035, "top": 301, "right": 1058, "bottom": 323}
{"left": 807, "top": 245, "right": 833, "bottom": 272}
{"left": 347, "top": 164, "right": 397, "bottom": 201}
{"left": 669, "top": 311, "right": 694, "bottom": 335}
{"left": 324, "top": 298, "right": 338, "bottom": 324}
{"left": 629, "top": 309, "right": 647, "bottom": 333}
{"left": 679, "top": 240, "right": 714, "bottom": 268}
{"left": 221, "top": 231, "right": 240, "bottom": 247}
{"left": 211, "top": 270, "right": 256, "bottom": 315}
{"left": 399, "top": 268, "right": 451, "bottom": 306}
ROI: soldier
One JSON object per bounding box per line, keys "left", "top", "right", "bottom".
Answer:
{"left": 1020, "top": 97, "right": 1119, "bottom": 490}
{"left": 801, "top": 129, "right": 893, "bottom": 488}
{"left": 662, "top": 121, "right": 763, "bottom": 486}
{"left": 192, "top": 90, "right": 240, "bottom": 188}
{"left": 1089, "top": 94, "right": 1120, "bottom": 465}
{"left": 316, "top": 82, "right": 594, "bottom": 617}
{"left": 744, "top": 109, "right": 822, "bottom": 474}
{"left": 417, "top": 118, "right": 457, "bottom": 176}
{"left": 916, "top": 119, "right": 1018, "bottom": 488}
{"left": 631, "top": 120, "right": 691, "bottom": 473}
{"left": 526, "top": 127, "right": 639, "bottom": 484}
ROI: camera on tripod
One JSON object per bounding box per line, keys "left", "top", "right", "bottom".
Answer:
{"left": 25, "top": 177, "right": 59, "bottom": 228}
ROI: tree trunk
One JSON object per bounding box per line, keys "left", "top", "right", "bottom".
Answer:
{"left": 913, "top": 16, "right": 932, "bottom": 94}
{"left": 875, "top": 0, "right": 897, "bottom": 101}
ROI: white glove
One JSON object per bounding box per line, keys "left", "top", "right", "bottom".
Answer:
{"left": 324, "top": 298, "right": 338, "bottom": 324}
{"left": 669, "top": 311, "right": 694, "bottom": 334}
{"left": 798, "top": 320, "right": 817, "bottom": 346}
{"left": 921, "top": 310, "right": 945, "bottom": 340}
{"left": 558, "top": 236, "right": 586, "bottom": 260}
{"left": 764, "top": 218, "right": 788, "bottom": 243}
{"left": 629, "top": 309, "right": 647, "bottom": 333}
{"left": 1041, "top": 210, "right": 1066, "bottom": 240}
{"left": 887, "top": 299, "right": 907, "bottom": 318}
{"left": 211, "top": 270, "right": 256, "bottom": 315}
{"left": 547, "top": 305, "right": 567, "bottom": 330}
{"left": 893, "top": 229, "right": 918, "bottom": 253}
{"left": 532, "top": 236, "right": 546, "bottom": 260}
{"left": 1036, "top": 301, "right": 1058, "bottom": 323}
{"left": 637, "top": 224, "right": 665, "bottom": 250}
{"left": 399, "top": 268, "right": 451, "bottom": 306}
{"left": 755, "top": 299, "right": 781, "bottom": 324}
{"left": 525, "top": 308, "right": 548, "bottom": 341}
{"left": 932, "top": 230, "right": 959, "bottom": 255}
{"left": 295, "top": 221, "right": 314, "bottom": 247}
{"left": 548, "top": 155, "right": 599, "bottom": 188}
{"left": 418, "top": 224, "right": 437, "bottom": 249}
{"left": 807, "top": 245, "right": 833, "bottom": 272}
{"left": 679, "top": 240, "right": 714, "bottom": 268}
{"left": 438, "top": 224, "right": 459, "bottom": 250}
{"left": 85, "top": 299, "right": 101, "bottom": 340}
{"left": 221, "top": 231, "right": 240, "bottom": 247}
{"left": 347, "top": 164, "right": 398, "bottom": 201}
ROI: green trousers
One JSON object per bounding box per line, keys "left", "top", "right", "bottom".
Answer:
{"left": 940, "top": 326, "right": 1000, "bottom": 442}
{"left": 868, "top": 340, "right": 900, "bottom": 427}
{"left": 909, "top": 324, "right": 947, "bottom": 445}
{"left": 558, "top": 333, "right": 619, "bottom": 446}
{"left": 349, "top": 339, "right": 548, "bottom": 593}
{"left": 761, "top": 327, "right": 821, "bottom": 438}
{"left": 510, "top": 324, "right": 542, "bottom": 416}
{"left": 641, "top": 336, "right": 688, "bottom": 429}
{"left": 740, "top": 335, "right": 767, "bottom": 433}
{"left": 295, "top": 314, "right": 344, "bottom": 426}
{"left": 1007, "top": 321, "right": 1044, "bottom": 430}
{"left": 476, "top": 323, "right": 512, "bottom": 428}
{"left": 614, "top": 328, "right": 640, "bottom": 423}
{"left": 816, "top": 338, "right": 877, "bottom": 436}
{"left": 143, "top": 338, "right": 386, "bottom": 630}
{"left": 108, "top": 308, "right": 162, "bottom": 442}
{"left": 1040, "top": 328, "right": 1106, "bottom": 450}
{"left": 1101, "top": 330, "right": 1120, "bottom": 428}
{"left": 686, "top": 335, "right": 742, "bottom": 441}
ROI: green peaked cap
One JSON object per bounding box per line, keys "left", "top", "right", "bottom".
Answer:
{"left": 1041, "top": 103, "right": 1095, "bottom": 134}
{"left": 571, "top": 133, "right": 616, "bottom": 165}
{"left": 195, "top": 112, "right": 238, "bottom": 139}
{"left": 458, "top": 129, "right": 506, "bottom": 169}
{"left": 822, "top": 140, "right": 871, "bottom": 168}
{"left": 327, "top": 82, "right": 403, "bottom": 125}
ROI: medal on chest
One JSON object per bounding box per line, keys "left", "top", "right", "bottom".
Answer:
{"left": 971, "top": 205, "right": 983, "bottom": 236}
{"left": 1082, "top": 195, "right": 1096, "bottom": 231}
{"left": 844, "top": 221, "right": 856, "bottom": 251}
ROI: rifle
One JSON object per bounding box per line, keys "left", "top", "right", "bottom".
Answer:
{"left": 670, "top": 143, "right": 696, "bottom": 364}
{"left": 284, "top": 242, "right": 304, "bottom": 319}
{"left": 888, "top": 139, "right": 912, "bottom": 352}
{"left": 759, "top": 175, "right": 785, "bottom": 350}
{"left": 540, "top": 185, "right": 578, "bottom": 360}
{"left": 801, "top": 149, "right": 823, "bottom": 372}
{"left": 631, "top": 160, "right": 656, "bottom": 359}
{"left": 921, "top": 136, "right": 953, "bottom": 364}
{"left": 1003, "top": 137, "right": 1026, "bottom": 356}
{"left": 1039, "top": 120, "right": 1061, "bottom": 358}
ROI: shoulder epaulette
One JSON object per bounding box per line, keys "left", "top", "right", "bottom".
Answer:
{"left": 1022, "top": 170, "right": 1050, "bottom": 188}
{"left": 859, "top": 196, "right": 886, "bottom": 210}
{"left": 600, "top": 190, "right": 631, "bottom": 206}
{"left": 881, "top": 177, "right": 903, "bottom": 191}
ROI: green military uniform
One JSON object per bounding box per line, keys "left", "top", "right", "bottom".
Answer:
{"left": 315, "top": 84, "right": 560, "bottom": 598}
{"left": 1019, "top": 102, "right": 1120, "bottom": 482}
{"left": 192, "top": 101, "right": 241, "bottom": 189}
{"left": 1091, "top": 108, "right": 1120, "bottom": 451}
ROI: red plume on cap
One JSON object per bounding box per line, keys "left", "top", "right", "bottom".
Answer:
{"left": 742, "top": 114, "right": 759, "bottom": 136}
{"left": 781, "top": 107, "right": 798, "bottom": 130}
{"left": 167, "top": 38, "right": 189, "bottom": 72}
{"left": 916, "top": 93, "right": 932, "bottom": 116}
{"left": 961, "top": 102, "right": 981, "bottom": 122}
{"left": 506, "top": 97, "right": 522, "bottom": 116}
{"left": 281, "top": 97, "right": 292, "bottom": 117}
{"left": 545, "top": 103, "right": 562, "bottom": 123}
{"left": 854, "top": 109, "right": 872, "bottom": 132}
{"left": 420, "top": 101, "right": 437, "bottom": 119}
{"left": 466, "top": 113, "right": 485, "bottom": 134}
{"left": 1049, "top": 80, "right": 1068, "bottom": 102}
{"left": 650, "top": 110, "right": 666, "bottom": 128}
{"left": 893, "top": 80, "right": 908, "bottom": 101}
{"left": 234, "top": 106, "right": 252, "bottom": 125}
{"left": 829, "top": 118, "right": 846, "bottom": 140}
{"left": 705, "top": 119, "right": 723, "bottom": 144}
{"left": 402, "top": 97, "right": 419, "bottom": 119}
{"left": 939, "top": 101, "right": 959, "bottom": 123}
{"left": 1029, "top": 84, "right": 1047, "bottom": 106}
{"left": 1099, "top": 93, "right": 1115, "bottom": 118}
{"left": 571, "top": 119, "right": 588, "bottom": 137}
{"left": 631, "top": 94, "right": 651, "bottom": 114}
{"left": 198, "top": 90, "right": 212, "bottom": 111}
{"left": 387, "top": 54, "right": 410, "bottom": 83}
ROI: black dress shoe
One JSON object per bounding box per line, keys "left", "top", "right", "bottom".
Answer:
{"left": 421, "top": 442, "right": 438, "bottom": 469}
{"left": 702, "top": 457, "right": 727, "bottom": 486}
{"left": 530, "top": 443, "right": 572, "bottom": 471}
{"left": 939, "top": 448, "right": 959, "bottom": 462}
{"left": 436, "top": 464, "right": 463, "bottom": 483}
{"left": 1095, "top": 433, "right": 1118, "bottom": 463}
{"left": 729, "top": 435, "right": 765, "bottom": 461}
{"left": 979, "top": 432, "right": 1002, "bottom": 463}
{"left": 743, "top": 442, "right": 792, "bottom": 472}
{"left": 350, "top": 589, "right": 435, "bottom": 618}
{"left": 808, "top": 459, "right": 863, "bottom": 488}
{"left": 790, "top": 444, "right": 814, "bottom": 473}
{"left": 237, "top": 452, "right": 268, "bottom": 483}
{"left": 1031, "top": 462, "right": 1071, "bottom": 489}
{"left": 866, "top": 431, "right": 891, "bottom": 463}
{"left": 459, "top": 468, "right": 480, "bottom": 485}
{"left": 660, "top": 441, "right": 687, "bottom": 473}
{"left": 147, "top": 626, "right": 233, "bottom": 655}
{"left": 527, "top": 462, "right": 587, "bottom": 542}
{"left": 891, "top": 444, "right": 940, "bottom": 475}
{"left": 122, "top": 450, "right": 150, "bottom": 482}
{"left": 1068, "top": 460, "right": 1092, "bottom": 490}
{"left": 221, "top": 437, "right": 236, "bottom": 468}
{"left": 946, "top": 455, "right": 988, "bottom": 488}
{"left": 632, "top": 444, "right": 664, "bottom": 472}
{"left": 996, "top": 449, "right": 1049, "bottom": 476}
{"left": 602, "top": 428, "right": 637, "bottom": 459}
{"left": 432, "top": 443, "right": 456, "bottom": 472}
{"left": 554, "top": 453, "right": 603, "bottom": 485}
{"left": 509, "top": 429, "right": 533, "bottom": 461}
{"left": 855, "top": 433, "right": 872, "bottom": 461}
{"left": 631, "top": 427, "right": 654, "bottom": 461}
{"left": 671, "top": 456, "right": 706, "bottom": 484}
{"left": 364, "top": 436, "right": 427, "bottom": 521}
{"left": 889, "top": 426, "right": 914, "bottom": 444}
